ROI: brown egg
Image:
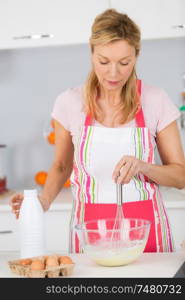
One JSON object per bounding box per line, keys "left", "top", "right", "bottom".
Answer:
{"left": 30, "top": 259, "right": 45, "bottom": 270}
{"left": 46, "top": 256, "right": 59, "bottom": 267}
{"left": 19, "top": 258, "right": 32, "bottom": 266}
{"left": 43, "top": 255, "right": 49, "bottom": 262}
{"left": 59, "top": 256, "right": 73, "bottom": 265}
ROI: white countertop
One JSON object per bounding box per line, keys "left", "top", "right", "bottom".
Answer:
{"left": 0, "top": 188, "right": 72, "bottom": 212}
{"left": 0, "top": 251, "right": 184, "bottom": 278}
{"left": 0, "top": 186, "right": 185, "bottom": 212}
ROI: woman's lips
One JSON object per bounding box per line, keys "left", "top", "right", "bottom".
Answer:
{"left": 107, "top": 80, "right": 120, "bottom": 85}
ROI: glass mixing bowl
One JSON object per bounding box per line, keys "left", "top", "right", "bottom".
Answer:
{"left": 75, "top": 218, "right": 151, "bottom": 267}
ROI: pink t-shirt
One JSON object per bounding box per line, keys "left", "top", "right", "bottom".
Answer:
{"left": 51, "top": 81, "right": 180, "bottom": 148}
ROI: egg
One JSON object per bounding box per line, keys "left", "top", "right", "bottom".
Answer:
{"left": 46, "top": 256, "right": 59, "bottom": 267}
{"left": 30, "top": 259, "right": 45, "bottom": 271}
{"left": 59, "top": 256, "right": 73, "bottom": 265}
{"left": 43, "top": 255, "right": 49, "bottom": 261}
{"left": 19, "top": 258, "right": 32, "bottom": 266}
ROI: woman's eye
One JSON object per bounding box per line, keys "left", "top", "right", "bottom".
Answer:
{"left": 99, "top": 61, "right": 129, "bottom": 66}
{"left": 99, "top": 61, "right": 108, "bottom": 65}
{"left": 120, "top": 62, "right": 129, "bottom": 66}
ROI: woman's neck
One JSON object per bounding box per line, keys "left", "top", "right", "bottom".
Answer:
{"left": 99, "top": 86, "right": 122, "bottom": 106}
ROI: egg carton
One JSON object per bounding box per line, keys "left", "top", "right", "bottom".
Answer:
{"left": 8, "top": 255, "right": 75, "bottom": 278}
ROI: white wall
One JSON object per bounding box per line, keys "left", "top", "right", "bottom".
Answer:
{"left": 0, "top": 38, "right": 185, "bottom": 190}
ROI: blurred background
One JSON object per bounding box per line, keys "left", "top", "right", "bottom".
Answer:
{"left": 0, "top": 0, "right": 184, "bottom": 190}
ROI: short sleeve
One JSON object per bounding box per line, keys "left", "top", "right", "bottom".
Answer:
{"left": 51, "top": 90, "right": 70, "bottom": 131}
{"left": 156, "top": 89, "right": 180, "bottom": 133}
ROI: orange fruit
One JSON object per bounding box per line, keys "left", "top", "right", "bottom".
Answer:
{"left": 35, "top": 171, "right": 48, "bottom": 185}
{"left": 47, "top": 131, "right": 55, "bottom": 145}
{"left": 64, "top": 179, "right": 70, "bottom": 188}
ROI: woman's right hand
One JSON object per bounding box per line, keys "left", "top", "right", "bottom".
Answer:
{"left": 9, "top": 193, "right": 23, "bottom": 219}
{"left": 10, "top": 193, "right": 50, "bottom": 219}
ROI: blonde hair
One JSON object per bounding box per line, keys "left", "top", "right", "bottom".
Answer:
{"left": 84, "top": 9, "right": 141, "bottom": 124}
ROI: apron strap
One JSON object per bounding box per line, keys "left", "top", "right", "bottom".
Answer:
{"left": 135, "top": 79, "right": 146, "bottom": 127}
{"left": 84, "top": 79, "right": 146, "bottom": 127}
{"left": 84, "top": 114, "right": 93, "bottom": 126}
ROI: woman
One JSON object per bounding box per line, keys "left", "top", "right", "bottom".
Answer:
{"left": 11, "top": 9, "right": 185, "bottom": 253}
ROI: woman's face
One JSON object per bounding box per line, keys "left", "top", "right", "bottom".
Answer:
{"left": 92, "top": 40, "right": 136, "bottom": 92}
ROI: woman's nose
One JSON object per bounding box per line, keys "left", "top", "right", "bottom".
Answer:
{"left": 108, "top": 64, "right": 119, "bottom": 77}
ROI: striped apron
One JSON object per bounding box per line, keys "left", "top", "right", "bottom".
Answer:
{"left": 69, "top": 79, "right": 174, "bottom": 253}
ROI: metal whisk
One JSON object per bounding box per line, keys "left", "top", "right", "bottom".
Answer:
{"left": 111, "top": 184, "right": 124, "bottom": 245}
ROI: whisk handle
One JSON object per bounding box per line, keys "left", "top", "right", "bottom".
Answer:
{"left": 116, "top": 184, "right": 122, "bottom": 206}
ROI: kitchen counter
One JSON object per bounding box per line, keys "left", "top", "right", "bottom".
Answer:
{"left": 0, "top": 251, "right": 184, "bottom": 278}
{"left": 0, "top": 188, "right": 72, "bottom": 212}
{"left": 0, "top": 186, "right": 185, "bottom": 212}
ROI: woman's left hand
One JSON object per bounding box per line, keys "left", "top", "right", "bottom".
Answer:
{"left": 112, "top": 155, "right": 147, "bottom": 184}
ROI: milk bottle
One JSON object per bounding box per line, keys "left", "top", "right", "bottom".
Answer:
{"left": 19, "top": 189, "right": 46, "bottom": 258}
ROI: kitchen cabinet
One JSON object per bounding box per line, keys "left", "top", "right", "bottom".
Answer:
{"left": 0, "top": 212, "right": 19, "bottom": 251}
{"left": 45, "top": 208, "right": 71, "bottom": 252}
{"left": 166, "top": 207, "right": 185, "bottom": 250}
{"left": 0, "top": 188, "right": 72, "bottom": 252}
{"left": 1, "top": 1, "right": 184, "bottom": 50}
{"left": 110, "top": 0, "right": 185, "bottom": 39}
{"left": 0, "top": 209, "right": 71, "bottom": 252}
{"left": 0, "top": 0, "right": 109, "bottom": 50}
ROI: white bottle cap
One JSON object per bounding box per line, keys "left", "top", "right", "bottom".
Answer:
{"left": 24, "top": 189, "right": 37, "bottom": 198}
